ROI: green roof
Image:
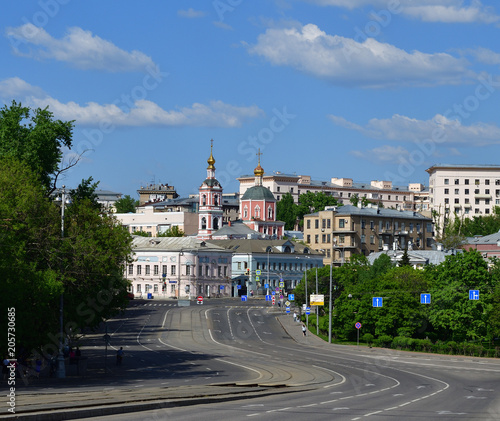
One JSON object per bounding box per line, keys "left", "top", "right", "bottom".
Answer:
{"left": 202, "top": 178, "right": 221, "bottom": 187}
{"left": 241, "top": 186, "right": 276, "bottom": 201}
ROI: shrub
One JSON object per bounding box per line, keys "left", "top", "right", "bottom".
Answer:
{"left": 374, "top": 335, "right": 393, "bottom": 348}
{"left": 362, "top": 333, "right": 374, "bottom": 346}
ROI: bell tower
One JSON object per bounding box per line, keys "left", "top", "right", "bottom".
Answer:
{"left": 198, "top": 140, "right": 223, "bottom": 240}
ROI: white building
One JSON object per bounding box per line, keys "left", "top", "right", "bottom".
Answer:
{"left": 115, "top": 205, "right": 198, "bottom": 236}
{"left": 126, "top": 236, "right": 232, "bottom": 299}
{"left": 427, "top": 164, "right": 500, "bottom": 234}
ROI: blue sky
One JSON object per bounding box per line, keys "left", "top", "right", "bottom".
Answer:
{"left": 1, "top": 1, "right": 500, "bottom": 198}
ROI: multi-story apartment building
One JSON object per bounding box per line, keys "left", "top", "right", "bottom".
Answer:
{"left": 304, "top": 205, "right": 434, "bottom": 266}
{"left": 238, "top": 172, "right": 429, "bottom": 211}
{"left": 426, "top": 165, "right": 500, "bottom": 234}
{"left": 137, "top": 183, "right": 179, "bottom": 205}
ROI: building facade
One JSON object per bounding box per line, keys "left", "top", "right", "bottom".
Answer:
{"left": 304, "top": 205, "right": 434, "bottom": 266}
{"left": 126, "top": 237, "right": 232, "bottom": 299}
{"left": 427, "top": 164, "right": 500, "bottom": 234}
{"left": 210, "top": 239, "right": 324, "bottom": 296}
{"left": 239, "top": 154, "right": 285, "bottom": 238}
{"left": 238, "top": 172, "right": 428, "bottom": 211}
{"left": 137, "top": 183, "right": 178, "bottom": 206}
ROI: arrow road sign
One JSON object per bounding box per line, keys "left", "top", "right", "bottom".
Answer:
{"left": 420, "top": 293, "right": 431, "bottom": 304}
{"left": 372, "top": 297, "right": 383, "bottom": 307}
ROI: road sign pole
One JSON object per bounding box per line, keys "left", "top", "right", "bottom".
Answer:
{"left": 357, "top": 328, "right": 359, "bottom": 347}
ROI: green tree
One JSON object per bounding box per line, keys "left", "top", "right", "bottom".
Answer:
{"left": 158, "top": 226, "right": 185, "bottom": 237}
{"left": 70, "top": 177, "right": 101, "bottom": 210}
{"left": 399, "top": 249, "right": 411, "bottom": 267}
{"left": 0, "top": 101, "right": 74, "bottom": 192}
{"left": 276, "top": 192, "right": 297, "bottom": 230}
{"left": 115, "top": 195, "right": 139, "bottom": 213}
{"left": 428, "top": 250, "right": 494, "bottom": 342}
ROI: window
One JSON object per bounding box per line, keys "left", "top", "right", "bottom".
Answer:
{"left": 486, "top": 199, "right": 490, "bottom": 205}
{"left": 444, "top": 188, "right": 449, "bottom": 194}
{"left": 361, "top": 220, "right": 366, "bottom": 229}
{"left": 154, "top": 265, "right": 159, "bottom": 275}
{"left": 171, "top": 266, "right": 176, "bottom": 276}
{"left": 201, "top": 217, "right": 207, "bottom": 229}
{"left": 206, "top": 265, "right": 210, "bottom": 276}
{"left": 128, "top": 265, "right": 133, "bottom": 275}
{"left": 465, "top": 198, "right": 469, "bottom": 204}
{"left": 454, "top": 189, "right": 459, "bottom": 195}
{"left": 218, "top": 266, "right": 222, "bottom": 277}
{"left": 370, "top": 221, "right": 374, "bottom": 230}
{"left": 136, "top": 284, "right": 141, "bottom": 293}
{"left": 243, "top": 207, "right": 248, "bottom": 218}
{"left": 277, "top": 186, "right": 280, "bottom": 192}
{"left": 322, "top": 219, "right": 326, "bottom": 229}
{"left": 315, "top": 219, "right": 319, "bottom": 229}
{"left": 162, "top": 265, "right": 167, "bottom": 274}
{"left": 475, "top": 179, "right": 480, "bottom": 185}
{"left": 454, "top": 179, "right": 459, "bottom": 185}
{"left": 455, "top": 198, "right": 459, "bottom": 204}
{"left": 486, "top": 189, "right": 490, "bottom": 194}
{"left": 186, "top": 265, "right": 191, "bottom": 276}
{"left": 475, "top": 208, "right": 480, "bottom": 214}
{"left": 370, "top": 235, "right": 375, "bottom": 244}
{"left": 306, "top": 235, "right": 311, "bottom": 243}
{"left": 307, "top": 219, "right": 311, "bottom": 229}
{"left": 475, "top": 189, "right": 480, "bottom": 194}
{"left": 137, "top": 265, "right": 142, "bottom": 275}
{"left": 444, "top": 198, "right": 449, "bottom": 204}
{"left": 486, "top": 180, "right": 490, "bottom": 185}
{"left": 361, "top": 234, "right": 366, "bottom": 244}
{"left": 145, "top": 265, "right": 150, "bottom": 275}
{"left": 496, "top": 180, "right": 500, "bottom": 185}
{"left": 327, "top": 219, "right": 331, "bottom": 229}
{"left": 465, "top": 189, "right": 469, "bottom": 194}
{"left": 322, "top": 234, "right": 326, "bottom": 243}
{"left": 315, "top": 234, "right": 319, "bottom": 243}
{"left": 237, "top": 262, "right": 241, "bottom": 270}
{"left": 444, "top": 179, "right": 449, "bottom": 185}
{"left": 154, "top": 284, "right": 158, "bottom": 293}
{"left": 485, "top": 208, "right": 490, "bottom": 214}
{"left": 465, "top": 179, "right": 469, "bottom": 185}
{"left": 339, "top": 219, "right": 345, "bottom": 228}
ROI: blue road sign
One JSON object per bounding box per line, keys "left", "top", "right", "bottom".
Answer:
{"left": 241, "top": 295, "right": 248, "bottom": 302}
{"left": 372, "top": 297, "right": 383, "bottom": 307}
{"left": 237, "top": 285, "right": 242, "bottom": 290}
{"left": 265, "top": 295, "right": 272, "bottom": 301}
{"left": 220, "top": 285, "right": 224, "bottom": 290}
{"left": 272, "top": 291, "right": 275, "bottom": 295}
{"left": 286, "top": 307, "right": 290, "bottom": 313}
{"left": 265, "top": 283, "right": 269, "bottom": 289}
{"left": 306, "top": 306, "right": 311, "bottom": 315}
{"left": 420, "top": 293, "right": 431, "bottom": 304}
{"left": 256, "top": 270, "right": 261, "bottom": 275}
{"left": 469, "top": 290, "right": 480, "bottom": 300}
{"left": 355, "top": 322, "right": 362, "bottom": 329}
{"left": 288, "top": 294, "right": 295, "bottom": 301}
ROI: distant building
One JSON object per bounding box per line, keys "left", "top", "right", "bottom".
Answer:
{"left": 368, "top": 245, "right": 458, "bottom": 269}
{"left": 137, "top": 183, "right": 178, "bottom": 206}
{"left": 209, "top": 238, "right": 323, "bottom": 295}
{"left": 463, "top": 230, "right": 500, "bottom": 262}
{"left": 238, "top": 152, "right": 285, "bottom": 238}
{"left": 238, "top": 172, "right": 429, "bottom": 211}
{"left": 126, "top": 236, "right": 232, "bottom": 299}
{"left": 427, "top": 164, "right": 500, "bottom": 235}
{"left": 304, "top": 204, "right": 434, "bottom": 266}
{"left": 115, "top": 205, "right": 198, "bottom": 236}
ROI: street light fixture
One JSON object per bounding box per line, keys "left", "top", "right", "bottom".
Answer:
{"left": 55, "top": 185, "right": 70, "bottom": 378}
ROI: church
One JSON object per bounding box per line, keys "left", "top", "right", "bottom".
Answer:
{"left": 197, "top": 141, "right": 284, "bottom": 240}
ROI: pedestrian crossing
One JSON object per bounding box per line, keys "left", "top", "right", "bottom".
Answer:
{"left": 130, "top": 302, "right": 178, "bottom": 307}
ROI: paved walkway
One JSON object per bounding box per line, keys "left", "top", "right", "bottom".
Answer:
{"left": 4, "top": 311, "right": 323, "bottom": 421}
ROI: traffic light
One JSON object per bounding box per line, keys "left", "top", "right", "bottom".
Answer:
{"left": 245, "top": 268, "right": 250, "bottom": 275}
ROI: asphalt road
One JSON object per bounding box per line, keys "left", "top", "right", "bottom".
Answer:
{"left": 18, "top": 298, "right": 500, "bottom": 420}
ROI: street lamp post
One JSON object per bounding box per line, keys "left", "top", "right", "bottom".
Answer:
{"left": 55, "top": 185, "right": 70, "bottom": 378}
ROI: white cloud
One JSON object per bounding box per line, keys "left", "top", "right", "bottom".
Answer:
{"left": 306, "top": 1, "right": 500, "bottom": 24}
{"left": 329, "top": 113, "right": 500, "bottom": 146}
{"left": 6, "top": 24, "right": 156, "bottom": 72}
{"left": 178, "top": 8, "right": 207, "bottom": 18}
{"left": 350, "top": 144, "right": 411, "bottom": 163}
{"left": 249, "top": 23, "right": 473, "bottom": 88}
{"left": 462, "top": 47, "right": 500, "bottom": 65}
{"left": 0, "top": 77, "right": 264, "bottom": 128}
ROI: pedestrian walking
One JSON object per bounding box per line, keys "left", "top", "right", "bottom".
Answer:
{"left": 116, "top": 347, "right": 124, "bottom": 366}
{"left": 293, "top": 312, "right": 297, "bottom": 322}
{"left": 302, "top": 324, "right": 307, "bottom": 336}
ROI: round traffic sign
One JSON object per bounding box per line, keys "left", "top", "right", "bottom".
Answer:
{"left": 355, "top": 322, "right": 362, "bottom": 329}
{"left": 197, "top": 296, "right": 203, "bottom": 304}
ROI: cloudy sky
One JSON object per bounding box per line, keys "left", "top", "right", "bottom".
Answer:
{"left": 1, "top": 1, "right": 500, "bottom": 197}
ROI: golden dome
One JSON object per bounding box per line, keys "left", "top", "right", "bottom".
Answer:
{"left": 254, "top": 164, "right": 264, "bottom": 177}
{"left": 207, "top": 139, "right": 215, "bottom": 169}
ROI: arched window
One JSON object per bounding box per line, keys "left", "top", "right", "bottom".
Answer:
{"left": 202, "top": 195, "right": 206, "bottom": 206}
{"left": 213, "top": 216, "right": 219, "bottom": 230}
{"left": 214, "top": 195, "right": 218, "bottom": 206}
{"left": 243, "top": 206, "right": 248, "bottom": 219}
{"left": 255, "top": 205, "right": 261, "bottom": 219}
{"left": 201, "top": 217, "right": 207, "bottom": 230}
{"left": 268, "top": 206, "right": 273, "bottom": 219}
